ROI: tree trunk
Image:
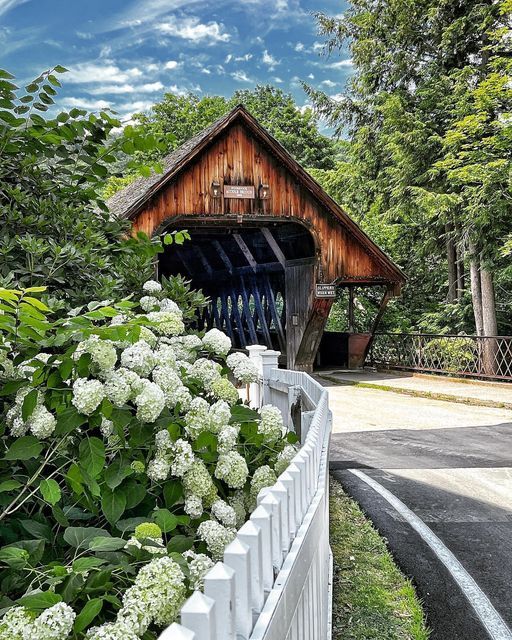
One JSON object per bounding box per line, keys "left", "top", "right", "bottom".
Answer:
{"left": 446, "top": 223, "right": 457, "bottom": 303}
{"left": 469, "top": 243, "right": 484, "bottom": 336}
{"left": 456, "top": 255, "right": 465, "bottom": 301}
{"left": 481, "top": 267, "right": 498, "bottom": 376}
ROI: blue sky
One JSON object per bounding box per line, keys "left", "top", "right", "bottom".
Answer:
{"left": 0, "top": 0, "right": 352, "bottom": 121}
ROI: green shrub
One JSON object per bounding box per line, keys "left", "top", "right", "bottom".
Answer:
{"left": 0, "top": 283, "right": 297, "bottom": 639}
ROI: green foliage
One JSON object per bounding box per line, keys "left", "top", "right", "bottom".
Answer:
{"left": 131, "top": 85, "right": 337, "bottom": 171}
{"left": 0, "top": 286, "right": 293, "bottom": 638}
{"left": 307, "top": 0, "right": 512, "bottom": 334}
{"left": 0, "top": 67, "right": 170, "bottom": 307}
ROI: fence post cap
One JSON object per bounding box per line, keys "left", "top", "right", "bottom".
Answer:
{"left": 224, "top": 537, "right": 250, "bottom": 557}
{"left": 204, "top": 560, "right": 235, "bottom": 580}
{"left": 157, "top": 623, "right": 196, "bottom": 640}
{"left": 181, "top": 591, "right": 215, "bottom": 614}
{"left": 238, "top": 519, "right": 261, "bottom": 537}
{"left": 279, "top": 470, "right": 294, "bottom": 483}
{"left": 246, "top": 345, "right": 268, "bottom": 354}
{"left": 258, "top": 489, "right": 279, "bottom": 507}
{"left": 250, "top": 504, "right": 272, "bottom": 520}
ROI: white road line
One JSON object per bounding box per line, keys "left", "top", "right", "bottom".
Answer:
{"left": 349, "top": 468, "right": 512, "bottom": 640}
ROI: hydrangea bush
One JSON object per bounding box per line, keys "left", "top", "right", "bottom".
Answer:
{"left": 0, "top": 284, "right": 298, "bottom": 640}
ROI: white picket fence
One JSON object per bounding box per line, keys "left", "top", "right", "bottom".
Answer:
{"left": 159, "top": 347, "right": 333, "bottom": 640}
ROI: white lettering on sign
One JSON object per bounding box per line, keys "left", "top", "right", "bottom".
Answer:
{"left": 223, "top": 185, "right": 255, "bottom": 199}
{"left": 315, "top": 284, "right": 336, "bottom": 298}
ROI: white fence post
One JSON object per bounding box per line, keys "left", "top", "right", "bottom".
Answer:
{"left": 279, "top": 470, "right": 297, "bottom": 538}
{"left": 180, "top": 592, "right": 216, "bottom": 640}
{"left": 247, "top": 345, "right": 267, "bottom": 408}
{"left": 203, "top": 562, "right": 236, "bottom": 640}
{"left": 271, "top": 481, "right": 290, "bottom": 553}
{"left": 260, "top": 350, "right": 280, "bottom": 405}
{"left": 224, "top": 538, "right": 253, "bottom": 640}
{"left": 258, "top": 490, "right": 283, "bottom": 571}
{"left": 250, "top": 505, "right": 274, "bottom": 591}
{"left": 238, "top": 520, "right": 265, "bottom": 613}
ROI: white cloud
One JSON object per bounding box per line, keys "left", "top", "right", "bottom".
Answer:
{"left": 63, "top": 97, "right": 112, "bottom": 110}
{"left": 76, "top": 31, "right": 93, "bottom": 40}
{"left": 0, "top": 0, "right": 29, "bottom": 18}
{"left": 330, "top": 93, "right": 347, "bottom": 102}
{"left": 66, "top": 63, "right": 142, "bottom": 84}
{"left": 235, "top": 53, "right": 252, "bottom": 62}
{"left": 312, "top": 42, "right": 324, "bottom": 52}
{"left": 329, "top": 59, "right": 354, "bottom": 68}
{"left": 225, "top": 54, "right": 233, "bottom": 63}
{"left": 164, "top": 60, "right": 179, "bottom": 70}
{"left": 262, "top": 49, "right": 279, "bottom": 70}
{"left": 231, "top": 71, "right": 252, "bottom": 83}
{"left": 273, "top": 77, "right": 283, "bottom": 83}
{"left": 158, "top": 17, "right": 230, "bottom": 43}
{"left": 308, "top": 73, "right": 315, "bottom": 79}
{"left": 321, "top": 79, "right": 337, "bottom": 87}
{"left": 294, "top": 42, "right": 304, "bottom": 52}
{"left": 201, "top": 68, "right": 211, "bottom": 74}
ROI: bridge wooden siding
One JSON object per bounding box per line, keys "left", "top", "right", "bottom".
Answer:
{"left": 108, "top": 106, "right": 405, "bottom": 371}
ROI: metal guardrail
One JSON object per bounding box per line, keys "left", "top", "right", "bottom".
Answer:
{"left": 368, "top": 333, "right": 512, "bottom": 381}
{"left": 159, "top": 347, "right": 333, "bottom": 640}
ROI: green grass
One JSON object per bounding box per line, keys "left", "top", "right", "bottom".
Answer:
{"left": 330, "top": 477, "right": 430, "bottom": 640}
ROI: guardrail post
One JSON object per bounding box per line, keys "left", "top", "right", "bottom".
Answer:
{"left": 203, "top": 562, "right": 236, "bottom": 640}
{"left": 250, "top": 505, "right": 274, "bottom": 591}
{"left": 238, "top": 520, "right": 265, "bottom": 613}
{"left": 224, "top": 539, "right": 253, "bottom": 640}
{"left": 260, "top": 350, "right": 280, "bottom": 405}
{"left": 180, "top": 592, "right": 216, "bottom": 640}
{"left": 246, "top": 345, "right": 267, "bottom": 408}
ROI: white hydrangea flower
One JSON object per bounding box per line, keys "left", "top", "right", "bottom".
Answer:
{"left": 138, "top": 326, "right": 157, "bottom": 347}
{"left": 170, "top": 438, "right": 195, "bottom": 477}
{"left": 6, "top": 405, "right": 27, "bottom": 437}
{"left": 211, "top": 499, "right": 237, "bottom": 527}
{"left": 134, "top": 380, "right": 165, "bottom": 423}
{"left": 109, "top": 313, "right": 128, "bottom": 326}
{"left": 152, "top": 365, "right": 185, "bottom": 409}
{"left": 155, "top": 429, "right": 173, "bottom": 454}
{"left": 208, "top": 400, "right": 231, "bottom": 433}
{"left": 81, "top": 335, "right": 117, "bottom": 372}
{"left": 275, "top": 444, "right": 298, "bottom": 475}
{"left": 184, "top": 494, "right": 203, "bottom": 519}
{"left": 197, "top": 520, "right": 236, "bottom": 561}
{"left": 140, "top": 296, "right": 160, "bottom": 312}
{"left": 174, "top": 385, "right": 193, "bottom": 412}
{"left": 159, "top": 298, "right": 180, "bottom": 313}
{"left": 120, "top": 340, "right": 155, "bottom": 377}
{"left": 24, "top": 602, "right": 75, "bottom": 640}
{"left": 226, "top": 352, "right": 259, "bottom": 383}
{"left": 147, "top": 311, "right": 184, "bottom": 337}
{"left": 183, "top": 460, "right": 215, "bottom": 498}
{"left": 142, "top": 279, "right": 162, "bottom": 293}
{"left": 118, "top": 556, "right": 185, "bottom": 629}
{"left": 28, "top": 405, "right": 56, "bottom": 439}
{"left": 250, "top": 465, "right": 277, "bottom": 509}
{"left": 228, "top": 490, "right": 247, "bottom": 527}
{"left": 258, "top": 404, "right": 284, "bottom": 443}
{"left": 183, "top": 550, "right": 214, "bottom": 590}
{"left": 215, "top": 451, "right": 249, "bottom": 489}
{"left": 99, "top": 418, "right": 114, "bottom": 438}
{"left": 184, "top": 397, "right": 211, "bottom": 438}
{"left": 117, "top": 368, "right": 145, "bottom": 397}
{"left": 202, "top": 328, "right": 231, "bottom": 357}
{"left": 153, "top": 344, "right": 177, "bottom": 368}
{"left": 72, "top": 378, "right": 105, "bottom": 415}
{"left": 86, "top": 621, "right": 139, "bottom": 640}
{"left": 189, "top": 358, "right": 222, "bottom": 391}
{"left": 210, "top": 377, "right": 240, "bottom": 405}
{"left": 0, "top": 606, "right": 33, "bottom": 640}
{"left": 103, "top": 371, "right": 132, "bottom": 407}
{"left": 147, "top": 456, "right": 171, "bottom": 482}
{"left": 217, "top": 424, "right": 240, "bottom": 453}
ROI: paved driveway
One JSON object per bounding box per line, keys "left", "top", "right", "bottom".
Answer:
{"left": 323, "top": 379, "right": 512, "bottom": 640}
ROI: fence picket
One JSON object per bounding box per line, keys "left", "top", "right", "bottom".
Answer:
{"left": 238, "top": 520, "right": 265, "bottom": 613}
{"left": 203, "top": 562, "right": 236, "bottom": 640}
{"left": 224, "top": 538, "right": 253, "bottom": 640}
{"left": 180, "top": 592, "right": 216, "bottom": 640}
{"left": 250, "top": 505, "right": 274, "bottom": 591}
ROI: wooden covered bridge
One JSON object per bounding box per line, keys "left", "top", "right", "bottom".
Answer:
{"left": 108, "top": 105, "right": 405, "bottom": 371}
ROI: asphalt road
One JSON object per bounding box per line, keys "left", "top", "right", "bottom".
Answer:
{"left": 325, "top": 381, "right": 512, "bottom": 640}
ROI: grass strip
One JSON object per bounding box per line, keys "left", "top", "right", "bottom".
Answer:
{"left": 330, "top": 477, "right": 430, "bottom": 640}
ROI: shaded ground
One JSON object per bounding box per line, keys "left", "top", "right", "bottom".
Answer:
{"left": 324, "top": 375, "right": 512, "bottom": 640}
